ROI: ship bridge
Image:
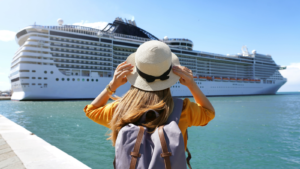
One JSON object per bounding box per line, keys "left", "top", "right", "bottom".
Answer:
{"left": 161, "top": 36, "right": 193, "bottom": 50}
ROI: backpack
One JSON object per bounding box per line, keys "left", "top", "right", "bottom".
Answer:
{"left": 114, "top": 98, "right": 192, "bottom": 169}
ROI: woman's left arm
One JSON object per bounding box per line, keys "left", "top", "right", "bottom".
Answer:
{"left": 91, "top": 61, "right": 133, "bottom": 107}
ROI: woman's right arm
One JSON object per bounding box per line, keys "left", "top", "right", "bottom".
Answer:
{"left": 172, "top": 66, "right": 215, "bottom": 114}
{"left": 90, "top": 61, "right": 133, "bottom": 108}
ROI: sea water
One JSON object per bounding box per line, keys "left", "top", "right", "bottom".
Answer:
{"left": 0, "top": 92, "right": 299, "bottom": 169}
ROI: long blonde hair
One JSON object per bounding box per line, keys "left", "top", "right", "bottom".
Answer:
{"left": 108, "top": 86, "right": 174, "bottom": 146}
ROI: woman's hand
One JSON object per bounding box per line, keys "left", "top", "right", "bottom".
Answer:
{"left": 172, "top": 65, "right": 196, "bottom": 89}
{"left": 110, "top": 62, "right": 134, "bottom": 91}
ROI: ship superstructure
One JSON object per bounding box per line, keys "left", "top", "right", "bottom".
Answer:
{"left": 10, "top": 18, "right": 287, "bottom": 100}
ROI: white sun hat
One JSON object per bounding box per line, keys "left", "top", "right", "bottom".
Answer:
{"left": 126, "top": 40, "right": 181, "bottom": 91}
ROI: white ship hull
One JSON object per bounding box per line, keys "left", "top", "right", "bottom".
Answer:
{"left": 11, "top": 64, "right": 286, "bottom": 101}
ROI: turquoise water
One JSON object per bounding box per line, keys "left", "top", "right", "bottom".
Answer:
{"left": 0, "top": 92, "right": 300, "bottom": 169}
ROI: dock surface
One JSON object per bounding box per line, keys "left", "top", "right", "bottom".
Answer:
{"left": 0, "top": 134, "right": 25, "bottom": 169}
{"left": 0, "top": 115, "right": 91, "bottom": 169}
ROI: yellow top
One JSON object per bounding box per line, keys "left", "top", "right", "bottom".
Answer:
{"left": 84, "top": 98, "right": 215, "bottom": 149}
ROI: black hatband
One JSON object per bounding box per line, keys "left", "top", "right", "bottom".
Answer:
{"left": 136, "top": 65, "right": 172, "bottom": 83}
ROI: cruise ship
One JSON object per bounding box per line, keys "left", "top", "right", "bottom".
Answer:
{"left": 10, "top": 18, "right": 287, "bottom": 100}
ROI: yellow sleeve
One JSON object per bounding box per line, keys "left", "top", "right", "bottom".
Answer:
{"left": 181, "top": 98, "right": 215, "bottom": 127}
{"left": 83, "top": 101, "right": 119, "bottom": 128}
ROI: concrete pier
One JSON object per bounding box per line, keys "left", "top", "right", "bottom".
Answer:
{"left": 0, "top": 115, "right": 91, "bottom": 169}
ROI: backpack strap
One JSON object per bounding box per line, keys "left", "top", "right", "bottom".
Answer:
{"left": 186, "top": 147, "right": 192, "bottom": 169}
{"left": 129, "top": 126, "right": 145, "bottom": 169}
{"left": 166, "top": 97, "right": 184, "bottom": 124}
{"left": 158, "top": 126, "right": 172, "bottom": 169}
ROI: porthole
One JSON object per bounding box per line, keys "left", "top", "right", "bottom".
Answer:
{"left": 32, "top": 70, "right": 36, "bottom": 72}
{"left": 56, "top": 78, "right": 59, "bottom": 81}
{"left": 51, "top": 71, "right": 53, "bottom": 74}
{"left": 82, "top": 79, "right": 85, "bottom": 81}
{"left": 72, "top": 78, "right": 75, "bottom": 81}
{"left": 77, "top": 78, "right": 80, "bottom": 81}
{"left": 44, "top": 77, "right": 47, "bottom": 80}
{"left": 87, "top": 79, "right": 89, "bottom": 82}
{"left": 32, "top": 83, "right": 35, "bottom": 85}
{"left": 91, "top": 79, "right": 94, "bottom": 82}
{"left": 44, "top": 71, "right": 47, "bottom": 74}
{"left": 96, "top": 79, "right": 98, "bottom": 82}
{"left": 32, "top": 77, "right": 36, "bottom": 79}
{"left": 67, "top": 78, "right": 70, "bottom": 81}
{"left": 38, "top": 77, "right": 42, "bottom": 79}
{"left": 62, "top": 78, "right": 65, "bottom": 81}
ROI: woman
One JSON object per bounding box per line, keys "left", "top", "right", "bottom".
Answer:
{"left": 84, "top": 40, "right": 215, "bottom": 165}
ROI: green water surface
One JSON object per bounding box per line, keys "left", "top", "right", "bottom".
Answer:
{"left": 0, "top": 92, "right": 299, "bottom": 169}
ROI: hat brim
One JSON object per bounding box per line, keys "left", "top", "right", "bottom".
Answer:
{"left": 126, "top": 52, "right": 181, "bottom": 91}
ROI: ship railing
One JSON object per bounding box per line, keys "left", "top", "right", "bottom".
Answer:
{"left": 29, "top": 25, "right": 194, "bottom": 44}
{"left": 29, "top": 25, "right": 152, "bottom": 42}
{"left": 161, "top": 38, "right": 193, "bottom": 43}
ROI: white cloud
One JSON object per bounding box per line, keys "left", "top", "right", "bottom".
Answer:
{"left": 279, "top": 62, "right": 300, "bottom": 91}
{"left": 0, "top": 30, "right": 16, "bottom": 41}
{"left": 73, "top": 21, "right": 108, "bottom": 30}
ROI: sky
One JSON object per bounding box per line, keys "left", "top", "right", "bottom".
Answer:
{"left": 0, "top": 0, "right": 299, "bottom": 91}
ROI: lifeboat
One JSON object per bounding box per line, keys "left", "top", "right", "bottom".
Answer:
{"left": 206, "top": 76, "right": 212, "bottom": 80}
{"left": 199, "top": 76, "right": 207, "bottom": 81}
{"left": 243, "top": 78, "right": 249, "bottom": 82}
{"left": 230, "top": 78, "right": 236, "bottom": 81}
{"left": 255, "top": 79, "right": 261, "bottom": 83}
{"left": 237, "top": 78, "right": 243, "bottom": 82}
{"left": 250, "top": 79, "right": 255, "bottom": 83}
{"left": 193, "top": 76, "right": 198, "bottom": 79}
{"left": 222, "top": 77, "right": 229, "bottom": 82}
{"left": 214, "top": 77, "right": 222, "bottom": 81}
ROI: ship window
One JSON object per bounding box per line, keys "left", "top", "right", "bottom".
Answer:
{"left": 72, "top": 78, "right": 75, "bottom": 81}
{"left": 38, "top": 77, "right": 42, "bottom": 79}
{"left": 67, "top": 78, "right": 70, "bottom": 81}
{"left": 62, "top": 78, "right": 65, "bottom": 81}
{"left": 44, "top": 77, "right": 47, "bottom": 80}
{"left": 77, "top": 78, "right": 80, "bottom": 81}
{"left": 32, "top": 77, "right": 36, "bottom": 79}
{"left": 38, "top": 83, "right": 42, "bottom": 85}
{"left": 170, "top": 42, "right": 180, "bottom": 46}
{"left": 56, "top": 78, "right": 59, "bottom": 81}
{"left": 96, "top": 79, "right": 98, "bottom": 82}
{"left": 20, "top": 70, "right": 29, "bottom": 72}
{"left": 82, "top": 79, "right": 85, "bottom": 81}
{"left": 51, "top": 71, "right": 53, "bottom": 74}
{"left": 87, "top": 79, "right": 89, "bottom": 82}
{"left": 32, "top": 83, "right": 35, "bottom": 85}
{"left": 44, "top": 71, "right": 47, "bottom": 74}
{"left": 32, "top": 70, "right": 36, "bottom": 72}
